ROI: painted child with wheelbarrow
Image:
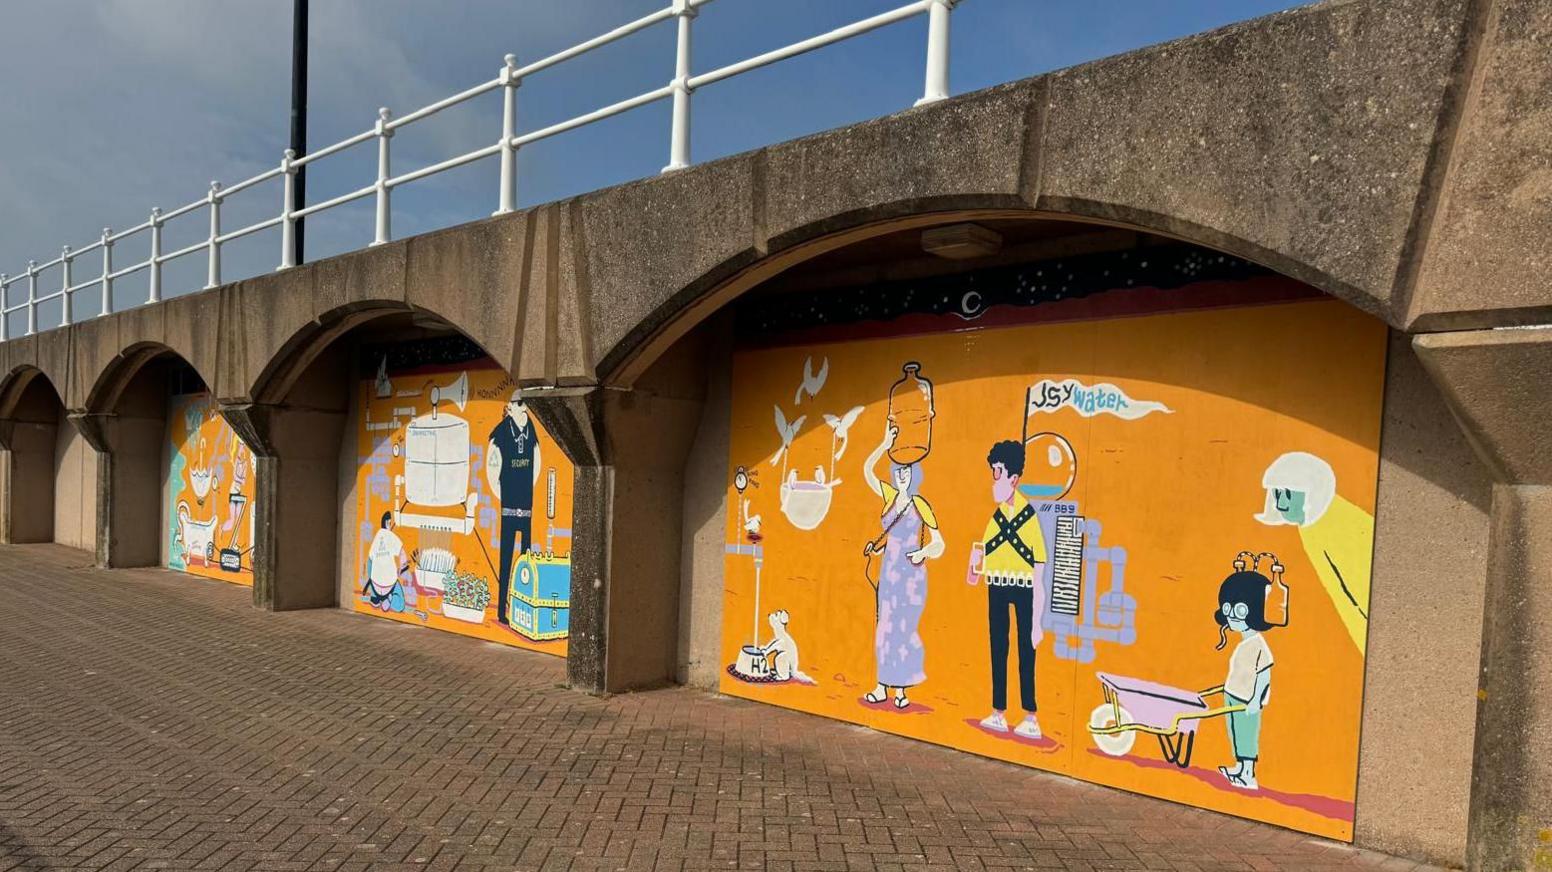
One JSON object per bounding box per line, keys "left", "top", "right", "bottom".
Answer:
{"left": 1213, "top": 552, "right": 1290, "bottom": 790}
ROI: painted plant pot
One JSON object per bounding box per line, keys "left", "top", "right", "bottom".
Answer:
{"left": 442, "top": 603, "right": 486, "bottom": 624}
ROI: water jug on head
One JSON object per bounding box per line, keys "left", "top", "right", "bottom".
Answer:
{"left": 887, "top": 362, "right": 935, "bottom": 465}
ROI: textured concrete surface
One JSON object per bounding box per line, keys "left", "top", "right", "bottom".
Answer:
{"left": 675, "top": 317, "right": 733, "bottom": 689}
{"left": 1466, "top": 485, "right": 1552, "bottom": 872}
{"left": 0, "top": 544, "right": 1449, "bottom": 872}
{"left": 5, "top": 0, "right": 1540, "bottom": 407}
{"left": 1355, "top": 334, "right": 1492, "bottom": 864}
{"left": 0, "top": 372, "right": 64, "bottom": 546}
{"left": 1041, "top": 0, "right": 1472, "bottom": 322}
{"left": 50, "top": 409, "right": 96, "bottom": 553}
{"left": 1411, "top": 0, "right": 1552, "bottom": 328}
{"left": 1411, "top": 328, "right": 1552, "bottom": 870}
{"left": 0, "top": 0, "right": 1545, "bottom": 865}
{"left": 1414, "top": 327, "right": 1552, "bottom": 484}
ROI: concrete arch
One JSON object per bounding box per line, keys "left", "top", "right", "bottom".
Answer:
{"left": 83, "top": 340, "right": 213, "bottom": 416}
{"left": 212, "top": 228, "right": 534, "bottom": 407}
{"left": 224, "top": 296, "right": 533, "bottom": 612}
{"left": 594, "top": 203, "right": 1371, "bottom": 389}
{"left": 76, "top": 343, "right": 210, "bottom": 569}
{"left": 0, "top": 365, "right": 54, "bottom": 421}
{"left": 0, "top": 366, "right": 93, "bottom": 551}
{"left": 242, "top": 299, "right": 495, "bottom": 408}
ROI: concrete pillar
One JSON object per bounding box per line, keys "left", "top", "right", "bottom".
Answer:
{"left": 529, "top": 336, "right": 709, "bottom": 693}
{"left": 222, "top": 402, "right": 345, "bottom": 611}
{"left": 0, "top": 415, "right": 58, "bottom": 545}
{"left": 71, "top": 409, "right": 163, "bottom": 569}
{"left": 0, "top": 374, "right": 64, "bottom": 546}
{"left": 1414, "top": 327, "right": 1552, "bottom": 872}
{"left": 0, "top": 421, "right": 9, "bottom": 543}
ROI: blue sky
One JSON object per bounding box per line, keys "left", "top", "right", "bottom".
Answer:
{"left": 0, "top": 0, "right": 1304, "bottom": 331}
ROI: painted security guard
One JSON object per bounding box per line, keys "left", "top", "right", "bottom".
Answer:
{"left": 971, "top": 440, "right": 1047, "bottom": 740}
{"left": 486, "top": 390, "right": 541, "bottom": 629}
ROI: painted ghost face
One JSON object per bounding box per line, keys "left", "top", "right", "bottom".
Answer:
{"left": 991, "top": 462, "right": 1018, "bottom": 504}
{"left": 1272, "top": 487, "right": 1307, "bottom": 525}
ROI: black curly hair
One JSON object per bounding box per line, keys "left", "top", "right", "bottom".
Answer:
{"left": 1214, "top": 570, "right": 1275, "bottom": 649}
{"left": 986, "top": 440, "right": 1026, "bottom": 477}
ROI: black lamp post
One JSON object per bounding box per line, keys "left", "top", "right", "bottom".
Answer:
{"left": 290, "top": 0, "right": 308, "bottom": 262}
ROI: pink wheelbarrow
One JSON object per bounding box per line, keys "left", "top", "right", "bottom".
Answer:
{"left": 1088, "top": 672, "right": 1246, "bottom": 767}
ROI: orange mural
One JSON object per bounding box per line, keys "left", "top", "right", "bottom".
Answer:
{"left": 351, "top": 338, "right": 573, "bottom": 657}
{"left": 720, "top": 297, "right": 1386, "bottom": 840}
{"left": 165, "top": 391, "right": 259, "bottom": 585}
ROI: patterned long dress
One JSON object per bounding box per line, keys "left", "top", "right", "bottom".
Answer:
{"left": 876, "top": 497, "right": 928, "bottom": 688}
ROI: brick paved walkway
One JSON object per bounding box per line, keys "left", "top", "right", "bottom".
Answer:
{"left": 0, "top": 545, "right": 1440, "bottom": 872}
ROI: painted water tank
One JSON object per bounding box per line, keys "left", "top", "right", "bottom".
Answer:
{"left": 887, "top": 362, "right": 935, "bottom": 465}
{"left": 404, "top": 412, "right": 470, "bottom": 506}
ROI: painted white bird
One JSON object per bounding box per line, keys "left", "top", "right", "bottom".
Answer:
{"left": 822, "top": 405, "right": 865, "bottom": 461}
{"left": 771, "top": 405, "right": 806, "bottom": 467}
{"left": 374, "top": 356, "right": 392, "bottom": 399}
{"left": 793, "top": 356, "right": 830, "bottom": 405}
{"left": 742, "top": 499, "right": 764, "bottom": 541}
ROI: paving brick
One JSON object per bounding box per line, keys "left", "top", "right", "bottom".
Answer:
{"left": 0, "top": 544, "right": 1445, "bottom": 872}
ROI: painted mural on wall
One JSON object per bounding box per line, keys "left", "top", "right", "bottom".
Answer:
{"left": 165, "top": 392, "right": 259, "bottom": 585}
{"left": 720, "top": 293, "right": 1386, "bottom": 841}
{"left": 351, "top": 336, "right": 573, "bottom": 656}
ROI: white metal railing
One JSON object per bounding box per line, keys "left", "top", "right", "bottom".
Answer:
{"left": 0, "top": 0, "right": 964, "bottom": 341}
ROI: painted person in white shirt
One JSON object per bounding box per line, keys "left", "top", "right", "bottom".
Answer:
{"left": 1213, "top": 568, "right": 1288, "bottom": 791}
{"left": 364, "top": 511, "right": 413, "bottom": 612}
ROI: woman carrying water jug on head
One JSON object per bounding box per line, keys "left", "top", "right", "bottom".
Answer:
{"left": 860, "top": 363, "right": 944, "bottom": 710}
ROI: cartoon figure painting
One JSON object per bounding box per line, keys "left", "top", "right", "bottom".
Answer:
{"left": 1214, "top": 553, "right": 1291, "bottom": 790}
{"left": 363, "top": 510, "right": 414, "bottom": 612}
{"left": 764, "top": 610, "right": 814, "bottom": 683}
{"left": 968, "top": 439, "right": 1047, "bottom": 740}
{"left": 719, "top": 296, "right": 1387, "bottom": 841}
{"left": 486, "top": 390, "right": 541, "bottom": 631}
{"left": 166, "top": 391, "right": 260, "bottom": 584}
{"left": 859, "top": 363, "right": 945, "bottom": 711}
{"left": 1085, "top": 552, "right": 1290, "bottom": 785}
{"left": 353, "top": 338, "right": 572, "bottom": 656}
{"left": 1255, "top": 452, "right": 1372, "bottom": 653}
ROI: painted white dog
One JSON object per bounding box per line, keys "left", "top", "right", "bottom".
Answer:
{"left": 764, "top": 610, "right": 815, "bottom": 684}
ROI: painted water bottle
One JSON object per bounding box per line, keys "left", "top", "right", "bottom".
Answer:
{"left": 887, "top": 362, "right": 935, "bottom": 465}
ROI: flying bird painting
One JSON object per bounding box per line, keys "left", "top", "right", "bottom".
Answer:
{"left": 793, "top": 356, "right": 830, "bottom": 405}
{"left": 771, "top": 405, "right": 807, "bottom": 467}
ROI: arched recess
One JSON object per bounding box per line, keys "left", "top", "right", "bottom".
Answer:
{"left": 576, "top": 208, "right": 1366, "bottom": 695}
{"left": 0, "top": 368, "right": 72, "bottom": 547}
{"left": 237, "top": 301, "right": 582, "bottom": 666}
{"left": 597, "top": 201, "right": 1379, "bottom": 392}
{"left": 567, "top": 206, "right": 1491, "bottom": 856}
{"left": 81, "top": 343, "right": 215, "bottom": 570}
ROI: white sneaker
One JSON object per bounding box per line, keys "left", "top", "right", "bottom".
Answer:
{"left": 1013, "top": 715, "right": 1042, "bottom": 740}
{"left": 979, "top": 711, "right": 1009, "bottom": 732}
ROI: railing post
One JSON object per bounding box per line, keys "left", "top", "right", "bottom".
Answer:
{"left": 916, "top": 0, "right": 955, "bottom": 106}
{"left": 206, "top": 181, "right": 223, "bottom": 289}
{"left": 25, "top": 261, "right": 37, "bottom": 336}
{"left": 494, "top": 54, "right": 521, "bottom": 216}
{"left": 59, "top": 246, "right": 73, "bottom": 327}
{"left": 373, "top": 107, "right": 393, "bottom": 246}
{"left": 1, "top": 274, "right": 9, "bottom": 342}
{"left": 663, "top": 0, "right": 696, "bottom": 173}
{"left": 147, "top": 207, "right": 163, "bottom": 304}
{"left": 279, "top": 149, "right": 297, "bottom": 270}
{"left": 99, "top": 228, "right": 113, "bottom": 317}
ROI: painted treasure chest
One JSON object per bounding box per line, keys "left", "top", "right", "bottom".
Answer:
{"left": 508, "top": 551, "right": 571, "bottom": 641}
